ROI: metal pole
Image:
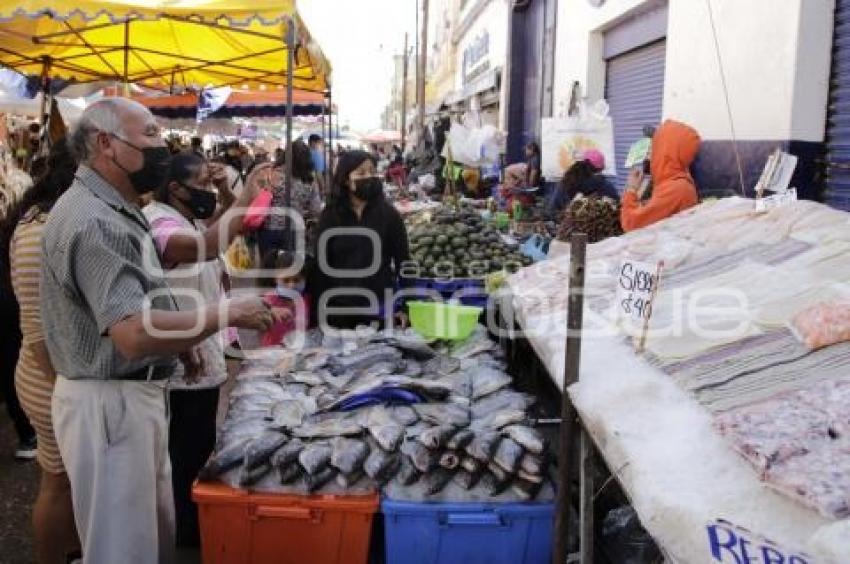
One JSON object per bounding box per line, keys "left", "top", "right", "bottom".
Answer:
{"left": 553, "top": 232, "right": 587, "bottom": 564}
{"left": 123, "top": 19, "right": 130, "bottom": 96}
{"left": 401, "top": 33, "right": 409, "bottom": 152}
{"left": 417, "top": 0, "right": 429, "bottom": 135}
{"left": 283, "top": 16, "right": 295, "bottom": 251}
{"left": 326, "top": 87, "right": 332, "bottom": 187}
{"left": 38, "top": 56, "right": 50, "bottom": 125}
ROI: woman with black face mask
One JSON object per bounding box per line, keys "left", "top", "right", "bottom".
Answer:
{"left": 142, "top": 151, "right": 271, "bottom": 548}
{"left": 312, "top": 150, "right": 410, "bottom": 329}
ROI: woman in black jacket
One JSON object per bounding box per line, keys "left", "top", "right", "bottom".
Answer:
{"left": 312, "top": 150, "right": 410, "bottom": 329}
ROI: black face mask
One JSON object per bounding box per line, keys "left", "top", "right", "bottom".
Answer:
{"left": 177, "top": 182, "right": 217, "bottom": 220}
{"left": 112, "top": 135, "right": 172, "bottom": 195}
{"left": 353, "top": 177, "right": 383, "bottom": 201}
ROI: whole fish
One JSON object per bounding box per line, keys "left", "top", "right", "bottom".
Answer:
{"left": 238, "top": 462, "right": 271, "bottom": 487}
{"left": 413, "top": 403, "right": 470, "bottom": 427}
{"left": 446, "top": 429, "right": 475, "bottom": 451}
{"left": 293, "top": 414, "right": 363, "bottom": 439}
{"left": 481, "top": 472, "right": 511, "bottom": 496}
{"left": 328, "top": 345, "right": 402, "bottom": 375}
{"left": 404, "top": 441, "right": 438, "bottom": 473}
{"left": 465, "top": 431, "right": 502, "bottom": 462}
{"left": 488, "top": 462, "right": 510, "bottom": 483}
{"left": 243, "top": 431, "right": 288, "bottom": 470}
{"left": 437, "top": 373, "right": 473, "bottom": 399}
{"left": 230, "top": 380, "right": 286, "bottom": 399}
{"left": 423, "top": 355, "right": 461, "bottom": 376}
{"left": 386, "top": 335, "right": 437, "bottom": 361}
{"left": 453, "top": 469, "right": 482, "bottom": 490}
{"left": 450, "top": 334, "right": 495, "bottom": 359}
{"left": 293, "top": 347, "right": 331, "bottom": 371}
{"left": 504, "top": 425, "right": 546, "bottom": 455}
{"left": 356, "top": 360, "right": 402, "bottom": 382}
{"left": 269, "top": 399, "right": 312, "bottom": 429}
{"left": 298, "top": 442, "right": 333, "bottom": 475}
{"left": 401, "top": 359, "right": 423, "bottom": 378}
{"left": 470, "top": 366, "right": 512, "bottom": 400}
{"left": 270, "top": 438, "right": 305, "bottom": 468}
{"left": 390, "top": 405, "right": 419, "bottom": 426}
{"left": 460, "top": 456, "right": 481, "bottom": 474}
{"left": 424, "top": 468, "right": 455, "bottom": 495}
{"left": 512, "top": 478, "right": 543, "bottom": 501}
{"left": 519, "top": 453, "right": 546, "bottom": 476}
{"left": 439, "top": 451, "right": 461, "bottom": 470}
{"left": 305, "top": 467, "right": 337, "bottom": 492}
{"left": 336, "top": 469, "right": 364, "bottom": 489}
{"left": 330, "top": 437, "right": 369, "bottom": 475}
{"left": 396, "top": 457, "right": 422, "bottom": 486}
{"left": 471, "top": 390, "right": 534, "bottom": 419}
{"left": 493, "top": 438, "right": 524, "bottom": 474}
{"left": 278, "top": 463, "right": 302, "bottom": 484}
{"left": 417, "top": 425, "right": 458, "bottom": 450}
{"left": 370, "top": 423, "right": 405, "bottom": 452}
{"left": 518, "top": 469, "right": 543, "bottom": 484}
{"left": 289, "top": 371, "right": 325, "bottom": 387}
{"left": 363, "top": 449, "right": 401, "bottom": 484}
{"left": 473, "top": 409, "right": 526, "bottom": 431}
{"left": 198, "top": 438, "right": 250, "bottom": 480}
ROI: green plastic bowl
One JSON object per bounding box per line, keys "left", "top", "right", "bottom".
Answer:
{"left": 407, "top": 301, "right": 483, "bottom": 341}
{"left": 493, "top": 212, "right": 510, "bottom": 229}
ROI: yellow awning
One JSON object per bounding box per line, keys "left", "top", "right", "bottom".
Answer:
{"left": 0, "top": 1, "right": 331, "bottom": 92}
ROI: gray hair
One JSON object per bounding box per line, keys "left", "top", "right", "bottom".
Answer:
{"left": 70, "top": 97, "right": 139, "bottom": 163}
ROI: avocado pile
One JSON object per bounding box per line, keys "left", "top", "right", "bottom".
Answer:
{"left": 406, "top": 208, "right": 532, "bottom": 279}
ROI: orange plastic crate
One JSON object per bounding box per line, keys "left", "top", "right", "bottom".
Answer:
{"left": 192, "top": 481, "right": 379, "bottom": 564}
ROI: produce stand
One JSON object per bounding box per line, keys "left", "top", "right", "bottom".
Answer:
{"left": 503, "top": 197, "right": 850, "bottom": 562}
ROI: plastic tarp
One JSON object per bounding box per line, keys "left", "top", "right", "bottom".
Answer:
{"left": 0, "top": 1, "right": 330, "bottom": 91}
{"left": 0, "top": 91, "right": 85, "bottom": 123}
{"left": 134, "top": 89, "right": 325, "bottom": 119}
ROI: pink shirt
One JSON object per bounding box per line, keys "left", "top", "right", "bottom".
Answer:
{"left": 261, "top": 291, "right": 311, "bottom": 347}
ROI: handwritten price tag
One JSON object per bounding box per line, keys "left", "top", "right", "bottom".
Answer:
{"left": 617, "top": 259, "right": 658, "bottom": 323}
{"left": 755, "top": 188, "right": 797, "bottom": 213}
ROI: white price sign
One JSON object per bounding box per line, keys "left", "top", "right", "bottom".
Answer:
{"left": 616, "top": 259, "right": 660, "bottom": 323}
{"left": 755, "top": 188, "right": 797, "bottom": 213}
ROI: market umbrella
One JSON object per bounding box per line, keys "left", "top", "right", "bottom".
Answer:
{"left": 134, "top": 89, "right": 326, "bottom": 119}
{"left": 0, "top": 1, "right": 330, "bottom": 92}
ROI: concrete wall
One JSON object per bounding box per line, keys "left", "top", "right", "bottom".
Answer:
{"left": 551, "top": 0, "right": 835, "bottom": 198}
{"left": 454, "top": 0, "right": 509, "bottom": 90}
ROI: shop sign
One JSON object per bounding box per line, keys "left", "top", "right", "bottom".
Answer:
{"left": 754, "top": 188, "right": 797, "bottom": 213}
{"left": 706, "top": 520, "right": 811, "bottom": 563}
{"left": 462, "top": 30, "right": 490, "bottom": 85}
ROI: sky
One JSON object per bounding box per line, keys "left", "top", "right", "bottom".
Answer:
{"left": 299, "top": 0, "right": 418, "bottom": 133}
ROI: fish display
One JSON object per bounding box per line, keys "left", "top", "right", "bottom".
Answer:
{"left": 203, "top": 324, "right": 552, "bottom": 499}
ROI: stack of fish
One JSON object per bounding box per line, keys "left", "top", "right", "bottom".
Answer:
{"left": 199, "top": 326, "right": 552, "bottom": 500}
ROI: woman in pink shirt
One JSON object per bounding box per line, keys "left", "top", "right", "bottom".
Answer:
{"left": 260, "top": 249, "right": 312, "bottom": 346}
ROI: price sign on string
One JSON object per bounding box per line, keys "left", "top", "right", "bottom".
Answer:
{"left": 754, "top": 187, "right": 797, "bottom": 213}
{"left": 616, "top": 258, "right": 664, "bottom": 352}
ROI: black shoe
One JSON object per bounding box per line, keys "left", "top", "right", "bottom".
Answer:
{"left": 14, "top": 436, "right": 37, "bottom": 460}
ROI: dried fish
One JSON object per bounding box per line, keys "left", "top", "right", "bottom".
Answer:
{"left": 269, "top": 399, "right": 312, "bottom": 429}
{"left": 278, "top": 463, "right": 302, "bottom": 484}
{"left": 460, "top": 456, "right": 481, "bottom": 474}
{"left": 293, "top": 414, "right": 363, "bottom": 439}
{"left": 390, "top": 405, "right": 419, "bottom": 426}
{"left": 364, "top": 407, "right": 406, "bottom": 451}
{"left": 466, "top": 431, "right": 501, "bottom": 462}
{"left": 470, "top": 366, "right": 512, "bottom": 400}
{"left": 198, "top": 438, "right": 250, "bottom": 480}
{"left": 423, "top": 355, "right": 461, "bottom": 376}
{"left": 471, "top": 390, "right": 535, "bottom": 419}
{"left": 417, "top": 425, "right": 459, "bottom": 450}
{"left": 401, "top": 359, "right": 423, "bottom": 377}
{"left": 289, "top": 371, "right": 326, "bottom": 387}
{"left": 473, "top": 409, "right": 526, "bottom": 431}
{"left": 453, "top": 469, "right": 482, "bottom": 490}
{"left": 504, "top": 425, "right": 546, "bottom": 455}
{"left": 481, "top": 472, "right": 511, "bottom": 496}
{"left": 425, "top": 468, "right": 455, "bottom": 495}
{"left": 517, "top": 469, "right": 543, "bottom": 484}
{"left": 446, "top": 429, "right": 475, "bottom": 451}
{"left": 305, "top": 467, "right": 337, "bottom": 492}
{"left": 396, "top": 457, "right": 422, "bottom": 485}
{"left": 493, "top": 438, "right": 524, "bottom": 474}
{"left": 519, "top": 453, "right": 546, "bottom": 476}
{"left": 328, "top": 345, "right": 402, "bottom": 375}
{"left": 512, "top": 478, "right": 543, "bottom": 501}
{"left": 238, "top": 462, "right": 271, "bottom": 487}
{"left": 298, "top": 442, "right": 332, "bottom": 475}
{"left": 330, "top": 437, "right": 369, "bottom": 475}
{"left": 405, "top": 441, "right": 438, "bottom": 473}
{"left": 243, "top": 431, "right": 288, "bottom": 470}
{"left": 439, "top": 451, "right": 461, "bottom": 470}
{"left": 488, "top": 462, "right": 510, "bottom": 483}
{"left": 336, "top": 469, "right": 364, "bottom": 489}
{"left": 413, "top": 403, "right": 470, "bottom": 427}
{"left": 386, "top": 335, "right": 437, "bottom": 361}
{"left": 364, "top": 449, "right": 401, "bottom": 484}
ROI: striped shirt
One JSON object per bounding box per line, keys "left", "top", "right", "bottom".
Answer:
{"left": 40, "top": 164, "right": 178, "bottom": 380}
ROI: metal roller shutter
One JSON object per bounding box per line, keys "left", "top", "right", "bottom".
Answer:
{"left": 605, "top": 40, "right": 667, "bottom": 190}
{"left": 825, "top": 0, "right": 850, "bottom": 209}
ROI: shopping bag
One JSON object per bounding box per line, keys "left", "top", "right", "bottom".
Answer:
{"left": 242, "top": 189, "right": 272, "bottom": 231}
{"left": 541, "top": 101, "right": 616, "bottom": 179}
{"left": 520, "top": 234, "right": 549, "bottom": 263}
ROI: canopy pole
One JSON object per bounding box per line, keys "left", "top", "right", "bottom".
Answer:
{"left": 38, "top": 56, "right": 51, "bottom": 126}
{"left": 400, "top": 32, "right": 408, "bottom": 152}
{"left": 122, "top": 19, "right": 130, "bottom": 96}
{"left": 325, "top": 87, "right": 332, "bottom": 189}
{"left": 284, "top": 16, "right": 295, "bottom": 250}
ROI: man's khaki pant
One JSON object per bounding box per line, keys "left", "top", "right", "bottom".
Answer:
{"left": 53, "top": 376, "right": 175, "bottom": 564}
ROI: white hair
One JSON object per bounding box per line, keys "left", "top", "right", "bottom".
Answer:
{"left": 70, "top": 97, "right": 145, "bottom": 163}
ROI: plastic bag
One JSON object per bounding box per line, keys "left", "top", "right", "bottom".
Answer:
{"left": 600, "top": 506, "right": 662, "bottom": 564}
{"left": 225, "top": 236, "right": 253, "bottom": 271}
{"left": 520, "top": 234, "right": 549, "bottom": 263}
{"left": 242, "top": 189, "right": 273, "bottom": 231}
{"left": 789, "top": 301, "right": 850, "bottom": 350}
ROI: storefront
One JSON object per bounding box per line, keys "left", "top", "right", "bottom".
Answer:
{"left": 825, "top": 0, "right": 850, "bottom": 209}
{"left": 551, "top": 0, "right": 833, "bottom": 200}
{"left": 448, "top": 0, "right": 509, "bottom": 128}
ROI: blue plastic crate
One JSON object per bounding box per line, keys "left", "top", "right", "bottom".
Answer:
{"left": 381, "top": 498, "right": 553, "bottom": 564}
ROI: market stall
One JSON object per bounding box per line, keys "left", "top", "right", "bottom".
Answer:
{"left": 504, "top": 197, "right": 850, "bottom": 562}
{"left": 134, "top": 89, "right": 327, "bottom": 119}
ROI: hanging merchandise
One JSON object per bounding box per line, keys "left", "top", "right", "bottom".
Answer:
{"left": 541, "top": 100, "right": 617, "bottom": 179}
{"left": 443, "top": 122, "right": 504, "bottom": 167}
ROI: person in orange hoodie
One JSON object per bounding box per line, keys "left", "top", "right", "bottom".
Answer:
{"left": 620, "top": 120, "right": 701, "bottom": 232}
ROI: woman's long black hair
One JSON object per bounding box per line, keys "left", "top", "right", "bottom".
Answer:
{"left": 327, "top": 149, "right": 376, "bottom": 210}
{"left": 154, "top": 150, "right": 206, "bottom": 204}
{"left": 560, "top": 159, "right": 598, "bottom": 203}
{"left": 0, "top": 138, "right": 77, "bottom": 304}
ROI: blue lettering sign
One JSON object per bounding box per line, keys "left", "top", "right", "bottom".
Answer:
{"left": 705, "top": 522, "right": 810, "bottom": 564}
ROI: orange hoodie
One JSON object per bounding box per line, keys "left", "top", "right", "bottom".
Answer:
{"left": 620, "top": 120, "right": 701, "bottom": 232}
